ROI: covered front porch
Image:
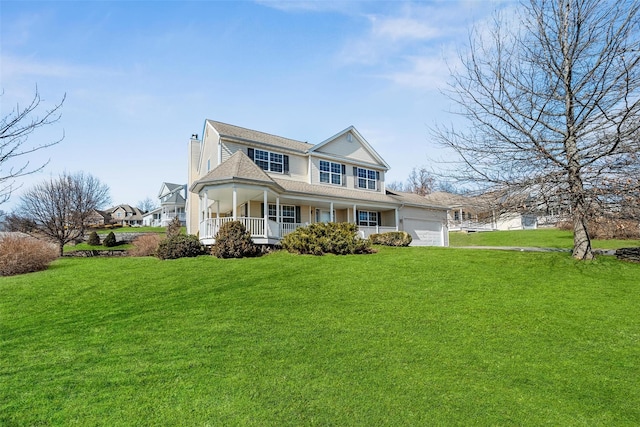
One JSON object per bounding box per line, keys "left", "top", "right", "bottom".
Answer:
{"left": 195, "top": 183, "right": 399, "bottom": 245}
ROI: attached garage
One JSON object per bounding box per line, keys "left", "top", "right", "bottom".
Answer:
{"left": 402, "top": 217, "right": 446, "bottom": 246}
{"left": 394, "top": 200, "right": 449, "bottom": 247}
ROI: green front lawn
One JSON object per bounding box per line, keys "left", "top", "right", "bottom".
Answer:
{"left": 1, "top": 248, "right": 639, "bottom": 425}
{"left": 449, "top": 228, "right": 640, "bottom": 249}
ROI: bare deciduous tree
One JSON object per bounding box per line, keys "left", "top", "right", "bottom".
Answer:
{"left": 0, "top": 88, "right": 65, "bottom": 204}
{"left": 15, "top": 172, "right": 110, "bottom": 255}
{"left": 406, "top": 167, "right": 435, "bottom": 196}
{"left": 137, "top": 196, "right": 158, "bottom": 213}
{"left": 433, "top": 0, "right": 640, "bottom": 259}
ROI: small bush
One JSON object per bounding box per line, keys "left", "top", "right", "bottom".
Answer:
{"left": 166, "top": 216, "right": 183, "bottom": 239}
{"left": 156, "top": 234, "right": 206, "bottom": 260}
{"left": 103, "top": 231, "right": 117, "bottom": 247}
{"left": 129, "top": 234, "right": 162, "bottom": 257}
{"left": 211, "top": 221, "right": 259, "bottom": 259}
{"left": 87, "top": 231, "right": 101, "bottom": 246}
{"left": 281, "top": 222, "right": 374, "bottom": 255}
{"left": 369, "top": 231, "right": 412, "bottom": 247}
{"left": 0, "top": 234, "right": 58, "bottom": 276}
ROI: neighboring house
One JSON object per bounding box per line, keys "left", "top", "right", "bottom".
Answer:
{"left": 142, "top": 207, "right": 162, "bottom": 227}
{"left": 187, "top": 120, "right": 449, "bottom": 246}
{"left": 105, "top": 204, "right": 145, "bottom": 226}
{"left": 158, "top": 182, "right": 187, "bottom": 226}
{"left": 424, "top": 191, "right": 546, "bottom": 232}
{"left": 85, "top": 209, "right": 110, "bottom": 227}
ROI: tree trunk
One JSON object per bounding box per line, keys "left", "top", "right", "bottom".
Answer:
{"left": 568, "top": 170, "right": 594, "bottom": 260}
{"left": 58, "top": 242, "right": 64, "bottom": 257}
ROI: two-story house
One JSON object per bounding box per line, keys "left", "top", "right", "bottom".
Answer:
{"left": 158, "top": 182, "right": 187, "bottom": 226}
{"left": 187, "top": 120, "right": 449, "bottom": 246}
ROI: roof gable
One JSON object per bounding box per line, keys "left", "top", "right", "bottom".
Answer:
{"left": 158, "top": 182, "right": 183, "bottom": 198}
{"left": 310, "top": 126, "right": 390, "bottom": 169}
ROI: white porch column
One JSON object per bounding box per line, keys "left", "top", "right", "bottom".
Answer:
{"left": 216, "top": 200, "right": 220, "bottom": 218}
{"left": 395, "top": 208, "right": 399, "bottom": 231}
{"left": 198, "top": 194, "right": 203, "bottom": 223}
{"left": 330, "top": 202, "right": 334, "bottom": 222}
{"left": 263, "top": 190, "right": 268, "bottom": 238}
{"left": 353, "top": 204, "right": 357, "bottom": 223}
{"left": 276, "top": 197, "right": 280, "bottom": 224}
{"left": 232, "top": 187, "right": 237, "bottom": 220}
{"left": 203, "top": 192, "right": 209, "bottom": 220}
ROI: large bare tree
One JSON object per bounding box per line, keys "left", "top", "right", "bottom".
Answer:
{"left": 16, "top": 172, "right": 110, "bottom": 255}
{"left": 433, "top": 0, "right": 640, "bottom": 259}
{"left": 0, "top": 88, "right": 65, "bottom": 204}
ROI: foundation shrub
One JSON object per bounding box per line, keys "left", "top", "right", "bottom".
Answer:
{"left": 129, "top": 234, "right": 162, "bottom": 257}
{"left": 369, "top": 231, "right": 412, "bottom": 247}
{"left": 156, "top": 234, "right": 206, "bottom": 260}
{"left": 211, "top": 221, "right": 259, "bottom": 259}
{"left": 166, "top": 216, "right": 183, "bottom": 238}
{"left": 103, "top": 231, "right": 117, "bottom": 247}
{"left": 281, "top": 222, "right": 374, "bottom": 255}
{"left": 0, "top": 234, "right": 59, "bottom": 276}
{"left": 87, "top": 231, "right": 101, "bottom": 246}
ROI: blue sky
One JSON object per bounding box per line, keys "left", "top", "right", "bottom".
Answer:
{"left": 1, "top": 0, "right": 501, "bottom": 211}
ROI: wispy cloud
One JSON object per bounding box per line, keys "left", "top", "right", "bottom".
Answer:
{"left": 335, "top": 2, "right": 494, "bottom": 91}
{"left": 254, "top": 0, "right": 357, "bottom": 14}
{"left": 1, "top": 54, "right": 119, "bottom": 80}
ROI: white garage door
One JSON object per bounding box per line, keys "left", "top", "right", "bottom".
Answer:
{"left": 403, "top": 218, "right": 443, "bottom": 246}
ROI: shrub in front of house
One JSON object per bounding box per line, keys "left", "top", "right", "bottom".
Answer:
{"left": 129, "top": 234, "right": 162, "bottom": 257}
{"left": 211, "top": 221, "right": 260, "bottom": 259}
{"left": 0, "top": 234, "right": 59, "bottom": 276}
{"left": 166, "top": 216, "right": 183, "bottom": 239}
{"left": 369, "top": 231, "right": 412, "bottom": 247}
{"left": 103, "top": 231, "right": 117, "bottom": 247}
{"left": 87, "top": 231, "right": 101, "bottom": 246}
{"left": 281, "top": 222, "right": 374, "bottom": 255}
{"left": 156, "top": 234, "right": 206, "bottom": 260}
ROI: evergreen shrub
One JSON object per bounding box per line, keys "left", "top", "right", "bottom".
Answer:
{"left": 166, "top": 216, "right": 183, "bottom": 239}
{"left": 103, "top": 231, "right": 117, "bottom": 247}
{"left": 156, "top": 234, "right": 206, "bottom": 260}
{"left": 211, "top": 221, "right": 259, "bottom": 258}
{"left": 281, "top": 222, "right": 374, "bottom": 255}
{"left": 87, "top": 231, "right": 101, "bottom": 246}
{"left": 369, "top": 231, "right": 412, "bottom": 247}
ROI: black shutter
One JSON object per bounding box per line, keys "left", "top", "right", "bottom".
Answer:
{"left": 295, "top": 206, "right": 301, "bottom": 224}
{"left": 353, "top": 167, "right": 358, "bottom": 188}
{"left": 260, "top": 203, "right": 264, "bottom": 218}
{"left": 248, "top": 148, "right": 254, "bottom": 161}
{"left": 284, "top": 155, "right": 289, "bottom": 174}
{"left": 341, "top": 164, "right": 346, "bottom": 187}
{"left": 376, "top": 171, "right": 381, "bottom": 191}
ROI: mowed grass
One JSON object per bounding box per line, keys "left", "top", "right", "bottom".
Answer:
{"left": 1, "top": 248, "right": 639, "bottom": 426}
{"left": 449, "top": 228, "right": 640, "bottom": 249}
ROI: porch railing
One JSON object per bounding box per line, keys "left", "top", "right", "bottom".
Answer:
{"left": 357, "top": 226, "right": 398, "bottom": 238}
{"left": 200, "top": 218, "right": 396, "bottom": 242}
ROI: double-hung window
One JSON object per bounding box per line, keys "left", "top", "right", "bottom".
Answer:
{"left": 268, "top": 204, "right": 296, "bottom": 223}
{"left": 357, "top": 210, "right": 378, "bottom": 227}
{"left": 249, "top": 148, "right": 287, "bottom": 174}
{"left": 320, "top": 160, "right": 343, "bottom": 185}
{"left": 356, "top": 167, "right": 378, "bottom": 190}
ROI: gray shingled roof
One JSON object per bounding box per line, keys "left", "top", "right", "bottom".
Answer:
{"left": 193, "top": 151, "right": 283, "bottom": 189}
{"left": 207, "top": 120, "right": 314, "bottom": 153}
